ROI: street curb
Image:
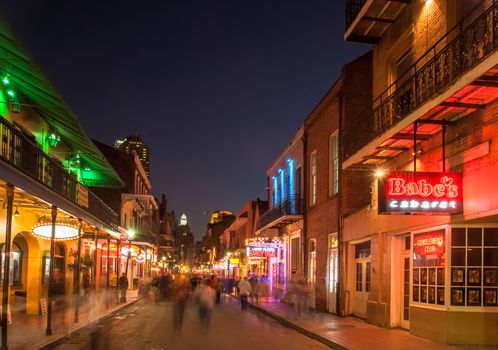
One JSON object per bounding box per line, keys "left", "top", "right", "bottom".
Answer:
{"left": 238, "top": 296, "right": 349, "bottom": 350}
{"left": 33, "top": 296, "right": 143, "bottom": 350}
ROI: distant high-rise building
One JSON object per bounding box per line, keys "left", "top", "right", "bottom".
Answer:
{"left": 116, "top": 134, "right": 151, "bottom": 177}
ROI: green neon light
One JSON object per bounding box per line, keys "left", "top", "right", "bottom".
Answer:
{"left": 6, "top": 90, "right": 14, "bottom": 97}
{"left": 47, "top": 133, "right": 61, "bottom": 148}
{"left": 2, "top": 76, "right": 9, "bottom": 85}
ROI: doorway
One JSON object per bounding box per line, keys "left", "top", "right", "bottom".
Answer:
{"left": 352, "top": 241, "right": 371, "bottom": 318}
{"left": 400, "top": 235, "right": 411, "bottom": 329}
{"left": 308, "top": 239, "right": 316, "bottom": 309}
{"left": 327, "top": 233, "right": 338, "bottom": 313}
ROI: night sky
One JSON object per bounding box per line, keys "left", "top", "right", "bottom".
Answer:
{"left": 1, "top": 1, "right": 368, "bottom": 239}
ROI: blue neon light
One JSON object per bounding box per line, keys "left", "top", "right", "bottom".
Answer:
{"left": 287, "top": 158, "right": 295, "bottom": 213}
{"left": 272, "top": 176, "right": 278, "bottom": 207}
{"left": 279, "top": 168, "right": 285, "bottom": 205}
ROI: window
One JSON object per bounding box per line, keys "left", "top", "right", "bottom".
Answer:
{"left": 412, "top": 230, "right": 445, "bottom": 305}
{"left": 329, "top": 132, "right": 339, "bottom": 196}
{"left": 310, "top": 151, "right": 317, "bottom": 206}
{"left": 450, "top": 227, "right": 498, "bottom": 307}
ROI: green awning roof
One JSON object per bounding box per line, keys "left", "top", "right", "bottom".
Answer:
{"left": 0, "top": 20, "right": 123, "bottom": 188}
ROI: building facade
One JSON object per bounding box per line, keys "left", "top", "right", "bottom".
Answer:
{"left": 343, "top": 0, "right": 498, "bottom": 345}
{"left": 256, "top": 128, "right": 305, "bottom": 290}
{"left": 0, "top": 21, "right": 122, "bottom": 318}
{"left": 115, "top": 134, "right": 151, "bottom": 178}
{"left": 304, "top": 51, "right": 372, "bottom": 313}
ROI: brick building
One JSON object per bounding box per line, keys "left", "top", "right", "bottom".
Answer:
{"left": 256, "top": 127, "right": 305, "bottom": 289}
{"left": 304, "top": 52, "right": 372, "bottom": 313}
{"left": 343, "top": 0, "right": 498, "bottom": 345}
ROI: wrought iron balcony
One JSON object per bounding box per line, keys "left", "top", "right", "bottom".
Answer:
{"left": 345, "top": 1, "right": 498, "bottom": 160}
{"left": 256, "top": 196, "right": 303, "bottom": 231}
{"left": 0, "top": 117, "right": 118, "bottom": 227}
{"left": 346, "top": 0, "right": 367, "bottom": 28}
{"left": 345, "top": 0, "right": 408, "bottom": 43}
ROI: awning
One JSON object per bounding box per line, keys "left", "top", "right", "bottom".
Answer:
{"left": 0, "top": 20, "right": 123, "bottom": 188}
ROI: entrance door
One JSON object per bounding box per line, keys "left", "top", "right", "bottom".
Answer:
{"left": 400, "top": 254, "right": 410, "bottom": 329}
{"left": 328, "top": 249, "right": 338, "bottom": 313}
{"left": 308, "top": 239, "right": 316, "bottom": 309}
{"left": 327, "top": 233, "right": 339, "bottom": 313}
{"left": 352, "top": 241, "right": 371, "bottom": 318}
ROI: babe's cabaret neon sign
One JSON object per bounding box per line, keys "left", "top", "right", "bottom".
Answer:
{"left": 388, "top": 175, "right": 458, "bottom": 198}
{"left": 379, "top": 172, "right": 463, "bottom": 214}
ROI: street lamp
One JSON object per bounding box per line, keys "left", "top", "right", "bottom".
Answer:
{"left": 124, "top": 229, "right": 135, "bottom": 282}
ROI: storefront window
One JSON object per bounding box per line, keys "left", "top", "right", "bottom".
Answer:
{"left": 450, "top": 227, "right": 498, "bottom": 307}
{"left": 412, "top": 230, "right": 446, "bottom": 305}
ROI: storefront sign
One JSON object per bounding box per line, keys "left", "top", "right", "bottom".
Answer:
{"left": 378, "top": 171, "right": 463, "bottom": 214}
{"left": 77, "top": 184, "right": 89, "bottom": 208}
{"left": 247, "top": 246, "right": 277, "bottom": 258}
{"left": 413, "top": 231, "right": 445, "bottom": 255}
{"left": 229, "top": 258, "right": 240, "bottom": 264}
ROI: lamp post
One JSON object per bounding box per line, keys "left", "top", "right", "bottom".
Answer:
{"left": 124, "top": 229, "right": 135, "bottom": 285}
{"left": 2, "top": 184, "right": 14, "bottom": 350}
{"left": 46, "top": 205, "right": 57, "bottom": 336}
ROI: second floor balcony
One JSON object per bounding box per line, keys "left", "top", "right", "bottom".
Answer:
{"left": 0, "top": 116, "right": 118, "bottom": 228}
{"left": 344, "top": 1, "right": 498, "bottom": 168}
{"left": 345, "top": 0, "right": 409, "bottom": 43}
{"left": 256, "top": 196, "right": 303, "bottom": 233}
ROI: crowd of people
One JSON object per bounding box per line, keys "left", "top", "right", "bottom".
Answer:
{"left": 119, "top": 272, "right": 312, "bottom": 332}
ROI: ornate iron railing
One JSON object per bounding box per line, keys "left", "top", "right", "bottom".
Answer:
{"left": 0, "top": 117, "right": 118, "bottom": 227}
{"left": 345, "top": 0, "right": 367, "bottom": 29}
{"left": 257, "top": 196, "right": 303, "bottom": 230}
{"left": 347, "top": 1, "right": 498, "bottom": 159}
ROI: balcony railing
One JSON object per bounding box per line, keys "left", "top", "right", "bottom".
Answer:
{"left": 257, "top": 196, "right": 303, "bottom": 231}
{"left": 345, "top": 0, "right": 367, "bottom": 29}
{"left": 346, "top": 1, "right": 498, "bottom": 159}
{"left": 0, "top": 117, "right": 118, "bottom": 227}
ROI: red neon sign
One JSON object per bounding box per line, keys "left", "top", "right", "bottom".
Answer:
{"left": 413, "top": 231, "right": 445, "bottom": 256}
{"left": 379, "top": 172, "right": 463, "bottom": 214}
{"left": 247, "top": 246, "right": 277, "bottom": 258}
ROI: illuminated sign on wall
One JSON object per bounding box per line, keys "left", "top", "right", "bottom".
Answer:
{"left": 247, "top": 246, "right": 277, "bottom": 258}
{"left": 378, "top": 172, "right": 463, "bottom": 214}
{"left": 413, "top": 231, "right": 445, "bottom": 255}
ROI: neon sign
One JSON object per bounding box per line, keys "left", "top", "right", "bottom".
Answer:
{"left": 379, "top": 172, "right": 463, "bottom": 214}
{"left": 413, "top": 231, "right": 445, "bottom": 255}
{"left": 247, "top": 246, "right": 277, "bottom": 258}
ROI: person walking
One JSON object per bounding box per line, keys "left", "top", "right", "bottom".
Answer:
{"left": 172, "top": 274, "right": 191, "bottom": 333}
{"left": 196, "top": 279, "right": 215, "bottom": 330}
{"left": 214, "top": 277, "right": 223, "bottom": 304}
{"left": 118, "top": 273, "right": 129, "bottom": 303}
{"left": 82, "top": 271, "right": 91, "bottom": 302}
{"left": 238, "top": 277, "right": 252, "bottom": 311}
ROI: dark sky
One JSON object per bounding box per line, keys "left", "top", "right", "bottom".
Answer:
{"left": 1, "top": 1, "right": 368, "bottom": 239}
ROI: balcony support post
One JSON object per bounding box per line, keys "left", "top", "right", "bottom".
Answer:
{"left": 1, "top": 184, "right": 14, "bottom": 350}
{"left": 46, "top": 205, "right": 57, "bottom": 336}
{"left": 413, "top": 121, "right": 418, "bottom": 172}
{"left": 74, "top": 219, "right": 83, "bottom": 323}
{"left": 442, "top": 119, "right": 447, "bottom": 172}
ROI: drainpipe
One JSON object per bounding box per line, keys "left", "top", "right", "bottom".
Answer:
{"left": 337, "top": 93, "right": 344, "bottom": 316}
{"left": 302, "top": 132, "right": 308, "bottom": 281}
{"left": 1, "top": 184, "right": 14, "bottom": 349}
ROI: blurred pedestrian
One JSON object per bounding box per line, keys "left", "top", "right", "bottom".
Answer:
{"left": 172, "top": 274, "right": 191, "bottom": 333}
{"left": 118, "top": 273, "right": 129, "bottom": 303}
{"left": 82, "top": 271, "right": 91, "bottom": 302}
{"left": 238, "top": 277, "right": 252, "bottom": 311}
{"left": 214, "top": 277, "right": 223, "bottom": 304}
{"left": 249, "top": 275, "right": 260, "bottom": 304}
{"left": 196, "top": 279, "right": 215, "bottom": 329}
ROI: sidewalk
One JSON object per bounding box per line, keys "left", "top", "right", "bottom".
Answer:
{"left": 7, "top": 290, "right": 141, "bottom": 350}
{"left": 245, "top": 297, "right": 460, "bottom": 350}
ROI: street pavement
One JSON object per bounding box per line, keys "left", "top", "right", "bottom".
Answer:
{"left": 46, "top": 295, "right": 330, "bottom": 350}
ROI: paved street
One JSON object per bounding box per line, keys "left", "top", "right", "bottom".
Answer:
{"left": 46, "top": 296, "right": 329, "bottom": 350}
